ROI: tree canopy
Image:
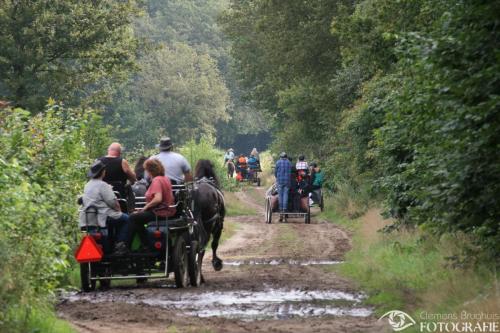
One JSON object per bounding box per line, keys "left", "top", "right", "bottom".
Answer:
{"left": 0, "top": 0, "right": 139, "bottom": 111}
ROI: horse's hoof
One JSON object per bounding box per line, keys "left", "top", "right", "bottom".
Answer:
{"left": 212, "top": 259, "right": 223, "bottom": 271}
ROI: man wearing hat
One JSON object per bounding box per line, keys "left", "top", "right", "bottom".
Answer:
{"left": 224, "top": 148, "right": 235, "bottom": 164}
{"left": 150, "top": 137, "right": 192, "bottom": 184}
{"left": 78, "top": 160, "right": 130, "bottom": 255}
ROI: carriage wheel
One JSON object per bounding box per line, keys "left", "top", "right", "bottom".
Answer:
{"left": 305, "top": 205, "right": 311, "bottom": 224}
{"left": 265, "top": 198, "right": 272, "bottom": 224}
{"left": 188, "top": 240, "right": 202, "bottom": 287}
{"left": 174, "top": 235, "right": 189, "bottom": 288}
{"left": 80, "top": 263, "right": 96, "bottom": 292}
{"left": 99, "top": 278, "right": 111, "bottom": 289}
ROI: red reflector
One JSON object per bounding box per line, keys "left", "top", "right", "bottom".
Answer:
{"left": 93, "top": 232, "right": 102, "bottom": 241}
{"left": 153, "top": 230, "right": 162, "bottom": 239}
{"left": 75, "top": 235, "right": 103, "bottom": 263}
{"left": 154, "top": 241, "right": 162, "bottom": 250}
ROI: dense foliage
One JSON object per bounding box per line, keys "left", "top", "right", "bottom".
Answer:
{"left": 0, "top": 0, "right": 139, "bottom": 111}
{"left": 0, "top": 105, "right": 110, "bottom": 332}
{"left": 106, "top": 0, "right": 269, "bottom": 149}
{"left": 221, "top": 0, "right": 500, "bottom": 258}
{"left": 109, "top": 43, "right": 230, "bottom": 148}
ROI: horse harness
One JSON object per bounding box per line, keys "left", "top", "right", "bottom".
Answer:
{"left": 195, "top": 177, "right": 225, "bottom": 224}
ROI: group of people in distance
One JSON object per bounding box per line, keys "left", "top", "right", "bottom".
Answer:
{"left": 224, "top": 147, "right": 261, "bottom": 181}
{"left": 78, "top": 137, "right": 192, "bottom": 255}
{"left": 274, "top": 152, "right": 324, "bottom": 213}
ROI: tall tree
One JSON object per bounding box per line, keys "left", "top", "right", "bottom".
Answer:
{"left": 109, "top": 43, "right": 230, "bottom": 149}
{"left": 0, "top": 0, "right": 139, "bottom": 111}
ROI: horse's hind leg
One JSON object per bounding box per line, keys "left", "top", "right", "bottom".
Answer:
{"left": 199, "top": 249, "right": 206, "bottom": 283}
{"left": 211, "top": 220, "right": 224, "bottom": 271}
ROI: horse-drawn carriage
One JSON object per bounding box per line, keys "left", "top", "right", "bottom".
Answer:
{"left": 76, "top": 184, "right": 203, "bottom": 291}
{"left": 264, "top": 171, "right": 324, "bottom": 224}
{"left": 76, "top": 159, "right": 226, "bottom": 292}
{"left": 229, "top": 159, "right": 262, "bottom": 186}
{"left": 264, "top": 183, "right": 311, "bottom": 224}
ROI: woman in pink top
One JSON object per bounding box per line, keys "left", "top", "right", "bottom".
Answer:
{"left": 128, "top": 159, "right": 176, "bottom": 249}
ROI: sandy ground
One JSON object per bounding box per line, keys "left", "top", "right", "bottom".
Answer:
{"left": 57, "top": 188, "right": 389, "bottom": 333}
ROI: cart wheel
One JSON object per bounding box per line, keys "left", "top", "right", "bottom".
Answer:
{"left": 80, "top": 263, "right": 96, "bottom": 292}
{"left": 188, "top": 240, "right": 202, "bottom": 287}
{"left": 99, "top": 279, "right": 111, "bottom": 289}
{"left": 265, "top": 198, "right": 272, "bottom": 224}
{"left": 136, "top": 278, "right": 148, "bottom": 284}
{"left": 174, "top": 235, "right": 189, "bottom": 288}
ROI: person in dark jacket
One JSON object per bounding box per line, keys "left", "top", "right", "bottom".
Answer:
{"left": 98, "top": 142, "right": 136, "bottom": 199}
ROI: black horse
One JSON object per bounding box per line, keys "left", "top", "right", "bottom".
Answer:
{"left": 192, "top": 159, "right": 225, "bottom": 275}
{"left": 226, "top": 159, "right": 235, "bottom": 179}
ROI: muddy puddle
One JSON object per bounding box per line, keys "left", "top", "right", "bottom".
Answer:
{"left": 62, "top": 287, "right": 371, "bottom": 321}
{"left": 224, "top": 259, "right": 343, "bottom": 266}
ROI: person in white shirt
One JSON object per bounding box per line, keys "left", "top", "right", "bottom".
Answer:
{"left": 296, "top": 155, "right": 309, "bottom": 171}
{"left": 150, "top": 137, "right": 192, "bottom": 184}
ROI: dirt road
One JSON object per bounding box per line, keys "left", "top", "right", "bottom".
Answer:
{"left": 58, "top": 188, "right": 388, "bottom": 333}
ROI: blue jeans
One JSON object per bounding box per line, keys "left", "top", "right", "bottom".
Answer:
{"left": 277, "top": 184, "right": 290, "bottom": 211}
{"left": 107, "top": 213, "right": 130, "bottom": 243}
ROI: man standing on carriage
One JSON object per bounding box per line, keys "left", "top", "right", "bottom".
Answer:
{"left": 151, "top": 137, "right": 193, "bottom": 184}
{"left": 275, "top": 152, "right": 292, "bottom": 213}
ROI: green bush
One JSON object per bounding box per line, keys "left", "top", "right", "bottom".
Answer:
{"left": 0, "top": 105, "right": 110, "bottom": 332}
{"left": 376, "top": 0, "right": 500, "bottom": 257}
{"left": 180, "top": 136, "right": 238, "bottom": 191}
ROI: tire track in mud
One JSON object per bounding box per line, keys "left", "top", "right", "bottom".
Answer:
{"left": 58, "top": 187, "right": 387, "bottom": 333}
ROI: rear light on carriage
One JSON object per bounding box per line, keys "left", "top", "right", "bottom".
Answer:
{"left": 153, "top": 230, "right": 162, "bottom": 239}
{"left": 92, "top": 232, "right": 102, "bottom": 241}
{"left": 154, "top": 241, "right": 162, "bottom": 250}
{"left": 75, "top": 235, "right": 103, "bottom": 263}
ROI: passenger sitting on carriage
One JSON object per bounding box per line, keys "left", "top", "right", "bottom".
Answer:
{"left": 98, "top": 142, "right": 136, "bottom": 199}
{"left": 248, "top": 154, "right": 259, "bottom": 170}
{"left": 132, "top": 156, "right": 148, "bottom": 198}
{"left": 79, "top": 160, "right": 130, "bottom": 255}
{"left": 236, "top": 154, "right": 248, "bottom": 180}
{"left": 129, "top": 159, "right": 176, "bottom": 250}
{"left": 295, "top": 155, "right": 309, "bottom": 173}
{"left": 310, "top": 163, "right": 324, "bottom": 190}
{"left": 309, "top": 162, "right": 324, "bottom": 204}
{"left": 151, "top": 137, "right": 192, "bottom": 185}
{"left": 250, "top": 148, "right": 260, "bottom": 161}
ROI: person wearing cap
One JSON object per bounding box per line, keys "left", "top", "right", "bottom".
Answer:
{"left": 98, "top": 142, "right": 136, "bottom": 199}
{"left": 78, "top": 160, "right": 130, "bottom": 255}
{"left": 275, "top": 152, "right": 292, "bottom": 212}
{"left": 150, "top": 137, "right": 192, "bottom": 184}
{"left": 224, "top": 148, "right": 235, "bottom": 164}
